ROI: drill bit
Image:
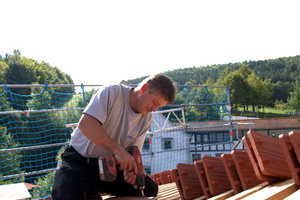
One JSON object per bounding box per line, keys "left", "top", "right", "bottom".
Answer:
{"left": 141, "top": 189, "right": 144, "bottom": 197}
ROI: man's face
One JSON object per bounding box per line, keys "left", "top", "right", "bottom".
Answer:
{"left": 138, "top": 87, "right": 168, "bottom": 115}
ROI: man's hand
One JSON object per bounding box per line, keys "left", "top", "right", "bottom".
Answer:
{"left": 114, "top": 149, "right": 138, "bottom": 174}
{"left": 124, "top": 170, "right": 147, "bottom": 189}
{"left": 124, "top": 170, "right": 138, "bottom": 189}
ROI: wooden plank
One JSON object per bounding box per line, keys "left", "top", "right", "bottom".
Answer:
{"left": 0, "top": 183, "right": 31, "bottom": 200}
{"left": 193, "top": 196, "right": 206, "bottom": 200}
{"left": 283, "top": 188, "right": 300, "bottom": 199}
{"left": 157, "top": 188, "right": 178, "bottom": 197}
{"left": 206, "top": 189, "right": 234, "bottom": 200}
{"left": 156, "top": 192, "right": 181, "bottom": 200}
{"left": 242, "top": 178, "right": 297, "bottom": 200}
{"left": 158, "top": 182, "right": 177, "bottom": 193}
{"left": 225, "top": 181, "right": 269, "bottom": 200}
{"left": 156, "top": 182, "right": 181, "bottom": 200}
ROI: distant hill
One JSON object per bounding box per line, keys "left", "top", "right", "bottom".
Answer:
{"left": 127, "top": 55, "right": 300, "bottom": 85}
{"left": 126, "top": 55, "right": 300, "bottom": 103}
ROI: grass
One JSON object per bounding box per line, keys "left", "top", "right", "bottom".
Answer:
{"left": 233, "top": 106, "right": 297, "bottom": 118}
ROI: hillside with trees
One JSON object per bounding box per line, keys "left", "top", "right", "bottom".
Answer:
{"left": 127, "top": 55, "right": 300, "bottom": 113}
{"left": 1, "top": 50, "right": 299, "bottom": 113}
{"left": 0, "top": 50, "right": 75, "bottom": 94}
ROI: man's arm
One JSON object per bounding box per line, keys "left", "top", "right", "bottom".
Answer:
{"left": 77, "top": 113, "right": 138, "bottom": 173}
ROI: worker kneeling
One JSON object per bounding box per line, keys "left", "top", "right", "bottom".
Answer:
{"left": 51, "top": 74, "right": 177, "bottom": 200}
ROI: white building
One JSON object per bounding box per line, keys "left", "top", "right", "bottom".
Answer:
{"left": 141, "top": 109, "right": 191, "bottom": 174}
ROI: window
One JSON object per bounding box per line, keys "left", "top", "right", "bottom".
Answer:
{"left": 143, "top": 138, "right": 150, "bottom": 151}
{"left": 192, "top": 154, "right": 201, "bottom": 162}
{"left": 203, "top": 134, "right": 209, "bottom": 143}
{"left": 162, "top": 138, "right": 173, "bottom": 150}
{"left": 144, "top": 166, "right": 151, "bottom": 175}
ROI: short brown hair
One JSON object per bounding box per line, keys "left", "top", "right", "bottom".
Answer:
{"left": 144, "top": 74, "right": 177, "bottom": 104}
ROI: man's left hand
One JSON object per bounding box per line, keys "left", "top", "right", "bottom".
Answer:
{"left": 124, "top": 170, "right": 138, "bottom": 189}
{"left": 124, "top": 170, "right": 147, "bottom": 189}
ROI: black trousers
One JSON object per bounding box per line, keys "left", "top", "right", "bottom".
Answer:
{"left": 51, "top": 145, "right": 158, "bottom": 200}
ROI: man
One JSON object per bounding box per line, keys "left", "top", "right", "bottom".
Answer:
{"left": 52, "top": 74, "right": 176, "bottom": 200}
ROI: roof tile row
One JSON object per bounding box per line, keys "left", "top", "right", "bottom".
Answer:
{"left": 152, "top": 130, "right": 300, "bottom": 199}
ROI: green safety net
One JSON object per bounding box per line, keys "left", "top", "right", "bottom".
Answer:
{"left": 0, "top": 84, "right": 231, "bottom": 199}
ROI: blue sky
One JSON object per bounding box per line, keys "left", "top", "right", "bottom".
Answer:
{"left": 1, "top": 0, "right": 300, "bottom": 85}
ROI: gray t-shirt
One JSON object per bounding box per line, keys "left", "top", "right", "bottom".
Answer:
{"left": 70, "top": 83, "right": 152, "bottom": 158}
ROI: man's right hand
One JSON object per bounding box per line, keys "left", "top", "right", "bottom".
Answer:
{"left": 114, "top": 149, "right": 138, "bottom": 174}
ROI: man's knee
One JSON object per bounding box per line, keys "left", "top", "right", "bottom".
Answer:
{"left": 51, "top": 168, "right": 85, "bottom": 200}
{"left": 144, "top": 175, "right": 158, "bottom": 197}
{"left": 52, "top": 183, "right": 85, "bottom": 200}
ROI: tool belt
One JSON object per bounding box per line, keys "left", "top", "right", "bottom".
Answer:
{"left": 62, "top": 144, "right": 99, "bottom": 167}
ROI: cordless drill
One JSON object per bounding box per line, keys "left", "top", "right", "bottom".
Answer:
{"left": 98, "top": 146, "right": 145, "bottom": 195}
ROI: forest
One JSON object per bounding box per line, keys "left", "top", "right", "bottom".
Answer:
{"left": 1, "top": 50, "right": 300, "bottom": 112}
{"left": 0, "top": 50, "right": 74, "bottom": 95}
{"left": 127, "top": 55, "right": 300, "bottom": 113}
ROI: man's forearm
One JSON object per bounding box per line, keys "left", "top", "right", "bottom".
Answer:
{"left": 77, "top": 113, "right": 123, "bottom": 155}
{"left": 78, "top": 113, "right": 138, "bottom": 172}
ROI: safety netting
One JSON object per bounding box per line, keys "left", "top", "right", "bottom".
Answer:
{"left": 0, "top": 84, "right": 231, "bottom": 199}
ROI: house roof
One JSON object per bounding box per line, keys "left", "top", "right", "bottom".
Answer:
{"left": 232, "top": 117, "right": 300, "bottom": 130}
{"left": 144, "top": 129, "right": 300, "bottom": 200}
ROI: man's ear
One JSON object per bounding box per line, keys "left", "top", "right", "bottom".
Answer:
{"left": 139, "top": 83, "right": 149, "bottom": 94}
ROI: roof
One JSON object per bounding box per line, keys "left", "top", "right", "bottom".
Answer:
{"left": 146, "top": 129, "right": 300, "bottom": 200}
{"left": 232, "top": 117, "right": 300, "bottom": 130}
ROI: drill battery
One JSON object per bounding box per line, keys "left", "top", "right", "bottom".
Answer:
{"left": 98, "top": 156, "right": 118, "bottom": 182}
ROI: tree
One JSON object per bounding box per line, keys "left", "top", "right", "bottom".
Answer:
{"left": 216, "top": 67, "right": 233, "bottom": 85}
{"left": 206, "top": 77, "right": 213, "bottom": 86}
{"left": 273, "top": 81, "right": 292, "bottom": 103}
{"left": 247, "top": 73, "right": 274, "bottom": 111}
{"left": 5, "top": 51, "right": 37, "bottom": 95}
{"left": 3, "top": 50, "right": 75, "bottom": 93}
{"left": 0, "top": 61, "right": 9, "bottom": 82}
{"left": 288, "top": 79, "right": 300, "bottom": 113}
{"left": 238, "top": 64, "right": 253, "bottom": 79}
{"left": 223, "top": 71, "right": 250, "bottom": 109}
{"left": 0, "top": 126, "right": 24, "bottom": 184}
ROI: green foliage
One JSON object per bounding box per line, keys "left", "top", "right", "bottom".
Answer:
{"left": 246, "top": 73, "right": 274, "bottom": 111}
{"left": 20, "top": 88, "right": 81, "bottom": 175}
{"left": 126, "top": 55, "right": 300, "bottom": 106}
{"left": 223, "top": 71, "right": 250, "bottom": 109}
{"left": 0, "top": 126, "right": 25, "bottom": 184}
{"left": 0, "top": 85, "right": 87, "bottom": 196}
{"left": 214, "top": 64, "right": 273, "bottom": 111}
{"left": 272, "top": 81, "right": 292, "bottom": 102}
{"left": 128, "top": 56, "right": 300, "bottom": 111}
{"left": 0, "top": 50, "right": 75, "bottom": 95}
{"left": 31, "top": 145, "right": 65, "bottom": 199}
{"left": 174, "top": 86, "right": 227, "bottom": 121}
{"left": 288, "top": 79, "right": 300, "bottom": 113}
{"left": 0, "top": 61, "right": 9, "bottom": 82}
